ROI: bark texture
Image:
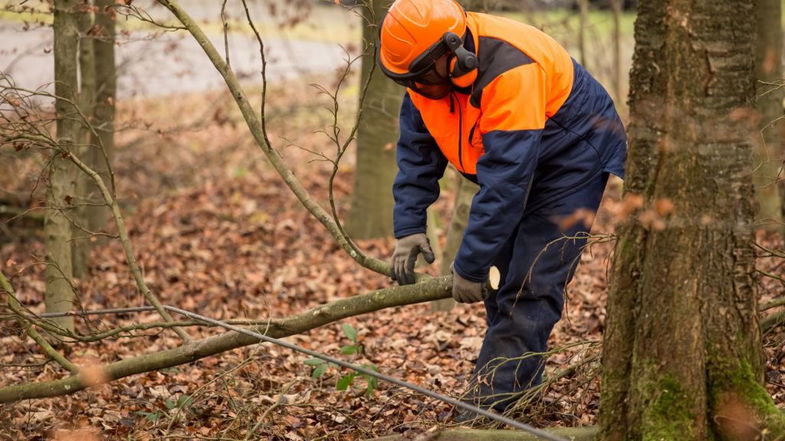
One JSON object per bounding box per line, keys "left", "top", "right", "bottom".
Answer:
{"left": 754, "top": 0, "right": 783, "bottom": 224}
{"left": 598, "top": 1, "right": 783, "bottom": 440}
{"left": 345, "top": 0, "right": 400, "bottom": 239}
{"left": 88, "top": 0, "right": 116, "bottom": 233}
{"left": 46, "top": 0, "right": 79, "bottom": 332}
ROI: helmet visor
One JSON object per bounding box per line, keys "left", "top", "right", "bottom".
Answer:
{"left": 382, "top": 51, "right": 453, "bottom": 99}
{"left": 378, "top": 38, "right": 449, "bottom": 81}
{"left": 387, "top": 65, "right": 452, "bottom": 99}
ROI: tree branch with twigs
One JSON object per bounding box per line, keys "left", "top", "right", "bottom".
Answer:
{"left": 0, "top": 0, "right": 448, "bottom": 403}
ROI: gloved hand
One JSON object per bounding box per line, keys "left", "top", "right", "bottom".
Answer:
{"left": 391, "top": 233, "right": 435, "bottom": 285}
{"left": 451, "top": 264, "right": 487, "bottom": 303}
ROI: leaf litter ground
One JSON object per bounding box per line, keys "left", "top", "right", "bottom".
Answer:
{"left": 1, "top": 81, "right": 784, "bottom": 441}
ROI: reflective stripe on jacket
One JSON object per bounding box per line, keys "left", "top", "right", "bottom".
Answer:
{"left": 392, "top": 12, "right": 627, "bottom": 283}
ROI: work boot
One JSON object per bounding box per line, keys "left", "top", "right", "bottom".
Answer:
{"left": 450, "top": 406, "right": 495, "bottom": 428}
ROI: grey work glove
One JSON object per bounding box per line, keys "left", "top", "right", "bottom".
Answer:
{"left": 451, "top": 264, "right": 487, "bottom": 303}
{"left": 391, "top": 233, "right": 435, "bottom": 285}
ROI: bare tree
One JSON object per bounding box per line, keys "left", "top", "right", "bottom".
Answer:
{"left": 46, "top": 0, "right": 81, "bottom": 333}
{"left": 72, "top": 0, "right": 96, "bottom": 279}
{"left": 88, "top": 0, "right": 116, "bottom": 233}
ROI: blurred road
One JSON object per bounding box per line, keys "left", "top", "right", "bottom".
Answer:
{"left": 0, "top": 2, "right": 356, "bottom": 99}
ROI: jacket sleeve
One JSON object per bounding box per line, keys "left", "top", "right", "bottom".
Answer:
{"left": 392, "top": 92, "right": 448, "bottom": 239}
{"left": 453, "top": 64, "right": 547, "bottom": 282}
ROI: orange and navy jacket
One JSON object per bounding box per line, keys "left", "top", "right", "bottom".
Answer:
{"left": 392, "top": 12, "right": 627, "bottom": 283}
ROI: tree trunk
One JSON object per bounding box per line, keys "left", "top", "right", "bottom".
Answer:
{"left": 89, "top": 0, "right": 116, "bottom": 233}
{"left": 755, "top": 0, "right": 783, "bottom": 226}
{"left": 345, "top": 0, "right": 400, "bottom": 239}
{"left": 610, "top": 0, "right": 622, "bottom": 105}
{"left": 72, "top": 0, "right": 95, "bottom": 279}
{"left": 598, "top": 0, "right": 785, "bottom": 439}
{"left": 46, "top": 0, "right": 80, "bottom": 332}
{"left": 577, "top": 0, "right": 589, "bottom": 70}
{"left": 432, "top": 176, "right": 478, "bottom": 312}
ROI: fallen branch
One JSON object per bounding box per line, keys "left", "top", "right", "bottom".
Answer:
{"left": 0, "top": 276, "right": 451, "bottom": 403}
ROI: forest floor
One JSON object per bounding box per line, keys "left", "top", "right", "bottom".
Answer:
{"left": 1, "top": 78, "right": 784, "bottom": 441}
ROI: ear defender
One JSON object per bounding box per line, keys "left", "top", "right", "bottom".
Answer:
{"left": 443, "top": 32, "right": 478, "bottom": 88}
{"left": 449, "top": 57, "right": 478, "bottom": 87}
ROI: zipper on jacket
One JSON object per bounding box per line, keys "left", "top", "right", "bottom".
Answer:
{"left": 454, "top": 92, "right": 465, "bottom": 173}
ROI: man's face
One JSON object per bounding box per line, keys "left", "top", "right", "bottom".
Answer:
{"left": 410, "top": 55, "right": 453, "bottom": 100}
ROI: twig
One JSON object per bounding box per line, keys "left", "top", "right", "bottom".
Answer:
{"left": 243, "top": 380, "right": 298, "bottom": 440}
{"left": 63, "top": 139, "right": 191, "bottom": 342}
{"left": 761, "top": 297, "right": 785, "bottom": 311}
{"left": 1, "top": 273, "right": 79, "bottom": 374}
{"left": 157, "top": 0, "right": 418, "bottom": 280}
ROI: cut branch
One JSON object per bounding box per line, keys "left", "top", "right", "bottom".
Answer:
{"left": 0, "top": 276, "right": 451, "bottom": 403}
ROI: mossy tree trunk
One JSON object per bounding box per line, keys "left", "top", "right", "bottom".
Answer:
{"left": 72, "top": 0, "right": 95, "bottom": 279}
{"left": 345, "top": 0, "right": 400, "bottom": 239}
{"left": 46, "top": 0, "right": 80, "bottom": 332}
{"left": 88, "top": 0, "right": 116, "bottom": 233}
{"left": 755, "top": 0, "right": 783, "bottom": 226}
{"left": 598, "top": 0, "right": 785, "bottom": 439}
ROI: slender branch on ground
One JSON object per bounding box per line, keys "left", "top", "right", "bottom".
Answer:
{"left": 8, "top": 314, "right": 285, "bottom": 343}
{"left": 243, "top": 380, "right": 299, "bottom": 441}
{"left": 759, "top": 268, "right": 785, "bottom": 284}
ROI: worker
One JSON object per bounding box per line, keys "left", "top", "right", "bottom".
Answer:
{"left": 379, "top": 0, "right": 627, "bottom": 416}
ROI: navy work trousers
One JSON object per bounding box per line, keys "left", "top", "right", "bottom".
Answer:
{"left": 470, "top": 172, "right": 608, "bottom": 412}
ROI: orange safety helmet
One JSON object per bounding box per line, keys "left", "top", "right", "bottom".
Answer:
{"left": 379, "top": 0, "right": 478, "bottom": 98}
